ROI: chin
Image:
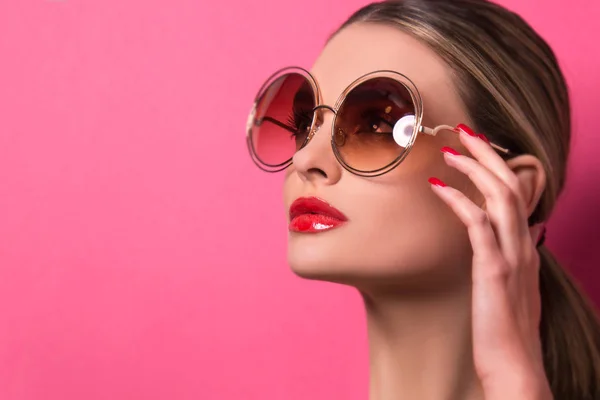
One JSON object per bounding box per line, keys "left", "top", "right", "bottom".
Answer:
{"left": 286, "top": 234, "right": 362, "bottom": 283}
{"left": 286, "top": 235, "right": 408, "bottom": 286}
{"left": 286, "top": 245, "right": 347, "bottom": 282}
{"left": 286, "top": 233, "right": 469, "bottom": 291}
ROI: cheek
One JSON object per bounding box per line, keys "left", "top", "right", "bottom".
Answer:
{"left": 348, "top": 176, "right": 471, "bottom": 263}
{"left": 357, "top": 182, "right": 439, "bottom": 238}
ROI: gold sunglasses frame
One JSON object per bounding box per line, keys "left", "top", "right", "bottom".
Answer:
{"left": 247, "top": 66, "right": 510, "bottom": 177}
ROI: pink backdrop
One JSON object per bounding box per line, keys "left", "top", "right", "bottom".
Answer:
{"left": 0, "top": 0, "right": 598, "bottom": 399}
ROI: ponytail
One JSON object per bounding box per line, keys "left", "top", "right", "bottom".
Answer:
{"left": 538, "top": 246, "right": 600, "bottom": 399}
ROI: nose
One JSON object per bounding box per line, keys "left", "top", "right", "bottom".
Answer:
{"left": 291, "top": 107, "right": 343, "bottom": 186}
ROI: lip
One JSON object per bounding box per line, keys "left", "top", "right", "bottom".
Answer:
{"left": 289, "top": 197, "right": 348, "bottom": 233}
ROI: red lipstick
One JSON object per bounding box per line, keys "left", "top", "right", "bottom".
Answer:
{"left": 289, "top": 197, "right": 348, "bottom": 233}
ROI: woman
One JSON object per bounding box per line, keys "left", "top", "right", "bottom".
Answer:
{"left": 246, "top": 0, "right": 600, "bottom": 399}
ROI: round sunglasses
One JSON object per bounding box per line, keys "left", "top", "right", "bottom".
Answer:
{"left": 246, "top": 67, "right": 510, "bottom": 177}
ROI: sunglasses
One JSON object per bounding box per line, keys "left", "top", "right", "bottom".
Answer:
{"left": 246, "top": 67, "right": 510, "bottom": 177}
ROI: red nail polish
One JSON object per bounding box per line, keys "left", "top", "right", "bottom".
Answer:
{"left": 456, "top": 123, "right": 477, "bottom": 137}
{"left": 441, "top": 146, "right": 461, "bottom": 156}
{"left": 428, "top": 177, "right": 446, "bottom": 187}
{"left": 477, "top": 133, "right": 490, "bottom": 144}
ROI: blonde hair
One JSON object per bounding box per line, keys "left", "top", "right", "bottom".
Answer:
{"left": 336, "top": 1, "right": 600, "bottom": 398}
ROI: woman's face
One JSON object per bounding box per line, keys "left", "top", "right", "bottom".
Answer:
{"left": 283, "top": 23, "right": 482, "bottom": 291}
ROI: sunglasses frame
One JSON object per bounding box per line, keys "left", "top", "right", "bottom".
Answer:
{"left": 247, "top": 66, "right": 510, "bottom": 177}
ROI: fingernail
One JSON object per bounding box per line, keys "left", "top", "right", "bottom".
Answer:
{"left": 441, "top": 146, "right": 461, "bottom": 156}
{"left": 428, "top": 177, "right": 446, "bottom": 187}
{"left": 477, "top": 133, "right": 490, "bottom": 144}
{"left": 456, "top": 123, "right": 477, "bottom": 137}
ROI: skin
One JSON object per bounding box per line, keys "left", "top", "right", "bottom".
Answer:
{"left": 282, "top": 23, "right": 552, "bottom": 400}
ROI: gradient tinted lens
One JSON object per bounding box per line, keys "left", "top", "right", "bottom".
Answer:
{"left": 250, "top": 73, "right": 316, "bottom": 167}
{"left": 335, "top": 77, "right": 416, "bottom": 172}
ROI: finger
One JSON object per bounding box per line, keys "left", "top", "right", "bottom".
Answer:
{"left": 441, "top": 149, "right": 532, "bottom": 263}
{"left": 457, "top": 124, "right": 523, "bottom": 197}
{"left": 429, "top": 179, "right": 525, "bottom": 365}
{"left": 428, "top": 178, "right": 504, "bottom": 272}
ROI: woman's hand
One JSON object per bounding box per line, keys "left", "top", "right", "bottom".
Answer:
{"left": 428, "top": 124, "right": 553, "bottom": 400}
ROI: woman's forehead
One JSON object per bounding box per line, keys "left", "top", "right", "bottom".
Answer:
{"left": 310, "top": 23, "right": 466, "bottom": 125}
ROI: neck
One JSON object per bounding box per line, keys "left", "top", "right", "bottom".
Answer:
{"left": 360, "top": 283, "right": 485, "bottom": 400}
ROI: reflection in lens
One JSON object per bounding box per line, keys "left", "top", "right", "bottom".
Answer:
{"left": 335, "top": 77, "right": 416, "bottom": 172}
{"left": 250, "top": 73, "right": 315, "bottom": 167}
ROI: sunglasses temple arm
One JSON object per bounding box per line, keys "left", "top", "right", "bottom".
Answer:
{"left": 419, "top": 124, "right": 510, "bottom": 155}
{"left": 419, "top": 124, "right": 455, "bottom": 137}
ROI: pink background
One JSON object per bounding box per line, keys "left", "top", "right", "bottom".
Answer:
{"left": 0, "top": 0, "right": 598, "bottom": 399}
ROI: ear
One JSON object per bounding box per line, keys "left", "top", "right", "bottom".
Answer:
{"left": 505, "top": 154, "right": 547, "bottom": 220}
